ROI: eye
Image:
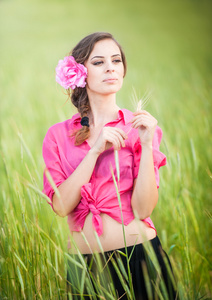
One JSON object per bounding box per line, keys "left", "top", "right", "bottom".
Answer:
{"left": 113, "top": 59, "right": 122, "bottom": 64}
{"left": 93, "top": 61, "right": 104, "bottom": 66}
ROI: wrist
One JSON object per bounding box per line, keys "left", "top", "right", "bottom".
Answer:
{"left": 88, "top": 147, "right": 101, "bottom": 157}
{"left": 141, "top": 144, "right": 153, "bottom": 151}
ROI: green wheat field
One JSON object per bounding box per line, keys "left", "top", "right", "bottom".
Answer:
{"left": 0, "top": 0, "right": 211, "bottom": 299}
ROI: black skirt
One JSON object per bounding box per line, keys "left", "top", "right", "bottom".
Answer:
{"left": 67, "top": 236, "right": 177, "bottom": 300}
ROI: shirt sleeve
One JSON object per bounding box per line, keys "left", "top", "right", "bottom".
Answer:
{"left": 133, "top": 126, "right": 167, "bottom": 188}
{"left": 42, "top": 128, "right": 67, "bottom": 209}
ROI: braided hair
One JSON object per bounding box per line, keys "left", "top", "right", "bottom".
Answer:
{"left": 69, "top": 32, "right": 127, "bottom": 145}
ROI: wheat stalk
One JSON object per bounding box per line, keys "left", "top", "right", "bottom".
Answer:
{"left": 126, "top": 88, "right": 153, "bottom": 135}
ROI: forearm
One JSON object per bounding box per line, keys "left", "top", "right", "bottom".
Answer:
{"left": 52, "top": 148, "right": 99, "bottom": 217}
{"left": 131, "top": 145, "right": 158, "bottom": 219}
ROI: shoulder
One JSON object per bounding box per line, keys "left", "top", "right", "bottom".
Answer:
{"left": 44, "top": 113, "right": 80, "bottom": 137}
{"left": 43, "top": 113, "right": 80, "bottom": 143}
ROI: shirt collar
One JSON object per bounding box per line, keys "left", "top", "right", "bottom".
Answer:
{"left": 71, "top": 109, "right": 132, "bottom": 126}
{"left": 117, "top": 109, "right": 132, "bottom": 125}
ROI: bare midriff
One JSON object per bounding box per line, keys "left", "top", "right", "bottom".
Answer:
{"left": 69, "top": 212, "right": 156, "bottom": 254}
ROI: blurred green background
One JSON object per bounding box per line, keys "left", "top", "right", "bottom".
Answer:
{"left": 0, "top": 0, "right": 212, "bottom": 298}
{"left": 1, "top": 0, "right": 211, "bottom": 158}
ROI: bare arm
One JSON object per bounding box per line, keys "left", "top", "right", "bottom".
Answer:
{"left": 52, "top": 148, "right": 99, "bottom": 217}
{"left": 131, "top": 144, "right": 158, "bottom": 219}
{"left": 52, "top": 127, "right": 127, "bottom": 217}
{"left": 131, "top": 111, "right": 158, "bottom": 219}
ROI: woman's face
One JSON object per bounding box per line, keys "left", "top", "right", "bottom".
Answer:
{"left": 84, "top": 39, "right": 124, "bottom": 97}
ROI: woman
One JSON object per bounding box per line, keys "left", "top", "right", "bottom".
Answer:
{"left": 43, "top": 32, "right": 176, "bottom": 299}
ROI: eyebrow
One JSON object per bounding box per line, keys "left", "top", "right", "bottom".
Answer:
{"left": 91, "top": 54, "right": 121, "bottom": 61}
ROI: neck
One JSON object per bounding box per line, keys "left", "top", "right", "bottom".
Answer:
{"left": 88, "top": 93, "right": 120, "bottom": 127}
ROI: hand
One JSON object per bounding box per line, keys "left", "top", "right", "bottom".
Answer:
{"left": 131, "top": 110, "right": 157, "bottom": 147}
{"left": 91, "top": 127, "right": 128, "bottom": 155}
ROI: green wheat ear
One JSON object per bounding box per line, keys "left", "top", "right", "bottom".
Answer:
{"left": 126, "top": 88, "right": 154, "bottom": 135}
{"left": 131, "top": 87, "right": 153, "bottom": 111}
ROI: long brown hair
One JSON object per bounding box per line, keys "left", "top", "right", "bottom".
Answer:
{"left": 69, "top": 32, "right": 127, "bottom": 145}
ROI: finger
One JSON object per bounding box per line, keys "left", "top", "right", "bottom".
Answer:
{"left": 132, "top": 120, "right": 149, "bottom": 130}
{"left": 132, "top": 111, "right": 156, "bottom": 120}
{"left": 107, "top": 131, "right": 126, "bottom": 148}
{"left": 110, "top": 127, "right": 128, "bottom": 140}
{"left": 132, "top": 121, "right": 157, "bottom": 131}
{"left": 133, "top": 110, "right": 152, "bottom": 117}
{"left": 131, "top": 115, "right": 157, "bottom": 128}
{"left": 132, "top": 120, "right": 157, "bottom": 130}
{"left": 131, "top": 114, "right": 155, "bottom": 123}
{"left": 131, "top": 116, "right": 155, "bottom": 127}
{"left": 104, "top": 127, "right": 127, "bottom": 146}
{"left": 106, "top": 134, "right": 122, "bottom": 150}
{"left": 114, "top": 132, "right": 126, "bottom": 148}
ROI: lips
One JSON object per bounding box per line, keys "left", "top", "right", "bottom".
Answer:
{"left": 103, "top": 78, "right": 118, "bottom": 82}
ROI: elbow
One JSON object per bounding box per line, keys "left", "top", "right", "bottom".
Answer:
{"left": 132, "top": 196, "right": 158, "bottom": 220}
{"left": 133, "top": 208, "right": 153, "bottom": 220}
{"left": 53, "top": 203, "right": 67, "bottom": 218}
{"left": 52, "top": 195, "right": 69, "bottom": 218}
{"left": 55, "top": 209, "right": 67, "bottom": 218}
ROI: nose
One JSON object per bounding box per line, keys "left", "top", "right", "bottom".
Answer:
{"left": 105, "top": 60, "right": 114, "bottom": 73}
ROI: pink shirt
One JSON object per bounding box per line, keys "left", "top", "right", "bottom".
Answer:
{"left": 42, "top": 109, "right": 167, "bottom": 236}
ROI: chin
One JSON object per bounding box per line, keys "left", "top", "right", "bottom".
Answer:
{"left": 104, "top": 84, "right": 123, "bottom": 94}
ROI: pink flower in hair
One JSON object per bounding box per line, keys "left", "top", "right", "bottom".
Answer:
{"left": 55, "top": 56, "right": 87, "bottom": 89}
